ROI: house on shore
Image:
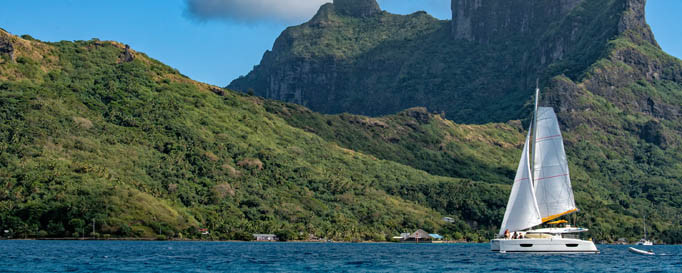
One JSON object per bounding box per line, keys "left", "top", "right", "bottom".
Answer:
{"left": 392, "top": 232, "right": 411, "bottom": 241}
{"left": 404, "top": 229, "right": 432, "bottom": 243}
{"left": 394, "top": 230, "right": 444, "bottom": 243}
{"left": 253, "top": 234, "right": 278, "bottom": 241}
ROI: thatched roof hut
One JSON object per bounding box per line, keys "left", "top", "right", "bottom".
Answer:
{"left": 406, "top": 229, "right": 432, "bottom": 242}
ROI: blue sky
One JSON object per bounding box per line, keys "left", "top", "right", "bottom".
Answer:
{"left": 0, "top": 0, "right": 679, "bottom": 87}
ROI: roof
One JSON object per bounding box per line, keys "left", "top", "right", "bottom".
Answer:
{"left": 409, "top": 229, "right": 431, "bottom": 239}
{"left": 429, "top": 234, "right": 443, "bottom": 239}
{"left": 252, "top": 234, "right": 277, "bottom": 237}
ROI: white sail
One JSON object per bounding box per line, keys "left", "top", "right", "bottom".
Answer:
{"left": 499, "top": 129, "right": 542, "bottom": 236}
{"left": 533, "top": 107, "right": 577, "bottom": 222}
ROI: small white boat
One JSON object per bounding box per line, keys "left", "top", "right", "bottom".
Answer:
{"left": 635, "top": 216, "right": 653, "bottom": 245}
{"left": 636, "top": 238, "right": 653, "bottom": 246}
{"left": 628, "top": 247, "right": 654, "bottom": 255}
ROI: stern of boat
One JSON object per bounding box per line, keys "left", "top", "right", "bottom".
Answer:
{"left": 490, "top": 239, "right": 501, "bottom": 252}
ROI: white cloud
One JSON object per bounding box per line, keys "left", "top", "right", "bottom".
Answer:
{"left": 185, "top": 0, "right": 332, "bottom": 24}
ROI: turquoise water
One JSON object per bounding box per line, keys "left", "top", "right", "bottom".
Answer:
{"left": 0, "top": 241, "right": 679, "bottom": 272}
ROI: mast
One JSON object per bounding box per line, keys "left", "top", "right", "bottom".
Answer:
{"left": 531, "top": 79, "right": 540, "bottom": 185}
{"left": 644, "top": 215, "right": 646, "bottom": 240}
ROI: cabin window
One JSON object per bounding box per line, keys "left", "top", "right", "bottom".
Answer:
{"left": 520, "top": 244, "right": 533, "bottom": 247}
{"left": 566, "top": 244, "right": 579, "bottom": 247}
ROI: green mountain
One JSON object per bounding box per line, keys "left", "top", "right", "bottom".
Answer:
{"left": 228, "top": 0, "right": 682, "bottom": 242}
{"left": 0, "top": 28, "right": 514, "bottom": 241}
{"left": 1, "top": 0, "right": 681, "bottom": 243}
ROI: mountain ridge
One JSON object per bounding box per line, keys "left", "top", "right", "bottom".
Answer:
{"left": 228, "top": 0, "right": 675, "bottom": 124}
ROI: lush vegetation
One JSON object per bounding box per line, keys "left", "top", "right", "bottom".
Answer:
{"left": 264, "top": 94, "right": 682, "bottom": 244}
{"left": 0, "top": 30, "right": 515, "bottom": 241}
{"left": 264, "top": 103, "right": 524, "bottom": 185}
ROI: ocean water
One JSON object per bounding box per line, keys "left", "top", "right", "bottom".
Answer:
{"left": 0, "top": 241, "right": 679, "bottom": 272}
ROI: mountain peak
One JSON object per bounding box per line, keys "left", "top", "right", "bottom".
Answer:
{"left": 333, "top": 0, "right": 381, "bottom": 18}
{"left": 619, "top": 0, "right": 657, "bottom": 45}
{"left": 451, "top": 0, "right": 655, "bottom": 45}
{"left": 0, "top": 28, "right": 15, "bottom": 62}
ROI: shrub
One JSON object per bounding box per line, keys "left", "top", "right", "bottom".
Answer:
{"left": 212, "top": 183, "right": 235, "bottom": 199}
{"left": 230, "top": 231, "right": 253, "bottom": 241}
{"left": 73, "top": 117, "right": 94, "bottom": 129}
{"left": 221, "top": 164, "right": 241, "bottom": 177}
{"left": 371, "top": 233, "right": 385, "bottom": 242}
{"left": 20, "top": 34, "right": 36, "bottom": 41}
{"left": 237, "top": 158, "right": 264, "bottom": 170}
{"left": 37, "top": 230, "right": 48, "bottom": 238}
{"left": 275, "top": 230, "right": 297, "bottom": 241}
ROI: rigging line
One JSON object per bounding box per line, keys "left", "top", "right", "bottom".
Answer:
{"left": 534, "top": 163, "right": 565, "bottom": 168}
{"left": 534, "top": 173, "right": 569, "bottom": 181}
{"left": 535, "top": 134, "right": 561, "bottom": 141}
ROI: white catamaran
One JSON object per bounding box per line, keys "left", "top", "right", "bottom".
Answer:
{"left": 490, "top": 84, "right": 599, "bottom": 253}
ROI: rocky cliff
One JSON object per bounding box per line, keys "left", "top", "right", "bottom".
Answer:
{"left": 334, "top": 0, "right": 381, "bottom": 17}
{"left": 230, "top": 4, "right": 451, "bottom": 119}
{"left": 0, "top": 28, "right": 15, "bottom": 62}
{"left": 229, "top": 0, "right": 673, "bottom": 125}
{"left": 451, "top": 0, "right": 581, "bottom": 43}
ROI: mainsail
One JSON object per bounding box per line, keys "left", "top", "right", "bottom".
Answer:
{"left": 533, "top": 107, "right": 577, "bottom": 222}
{"left": 498, "top": 129, "right": 542, "bottom": 236}
{"left": 498, "top": 87, "right": 579, "bottom": 235}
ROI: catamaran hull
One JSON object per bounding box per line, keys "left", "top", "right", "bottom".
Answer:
{"left": 490, "top": 238, "right": 599, "bottom": 253}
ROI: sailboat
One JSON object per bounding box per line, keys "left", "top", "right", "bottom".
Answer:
{"left": 490, "top": 84, "right": 599, "bottom": 253}
{"left": 635, "top": 216, "right": 653, "bottom": 245}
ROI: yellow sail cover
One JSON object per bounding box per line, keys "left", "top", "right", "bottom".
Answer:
{"left": 542, "top": 209, "right": 578, "bottom": 223}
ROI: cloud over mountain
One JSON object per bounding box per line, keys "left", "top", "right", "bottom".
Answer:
{"left": 185, "top": 0, "right": 331, "bottom": 24}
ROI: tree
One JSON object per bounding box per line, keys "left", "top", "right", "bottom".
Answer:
{"left": 275, "top": 230, "right": 297, "bottom": 241}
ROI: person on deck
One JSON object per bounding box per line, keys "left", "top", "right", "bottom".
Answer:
{"left": 504, "top": 229, "right": 510, "bottom": 239}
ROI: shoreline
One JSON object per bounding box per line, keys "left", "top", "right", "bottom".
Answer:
{"left": 0, "top": 238, "right": 471, "bottom": 243}
{"left": 1, "top": 238, "right": 673, "bottom": 245}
